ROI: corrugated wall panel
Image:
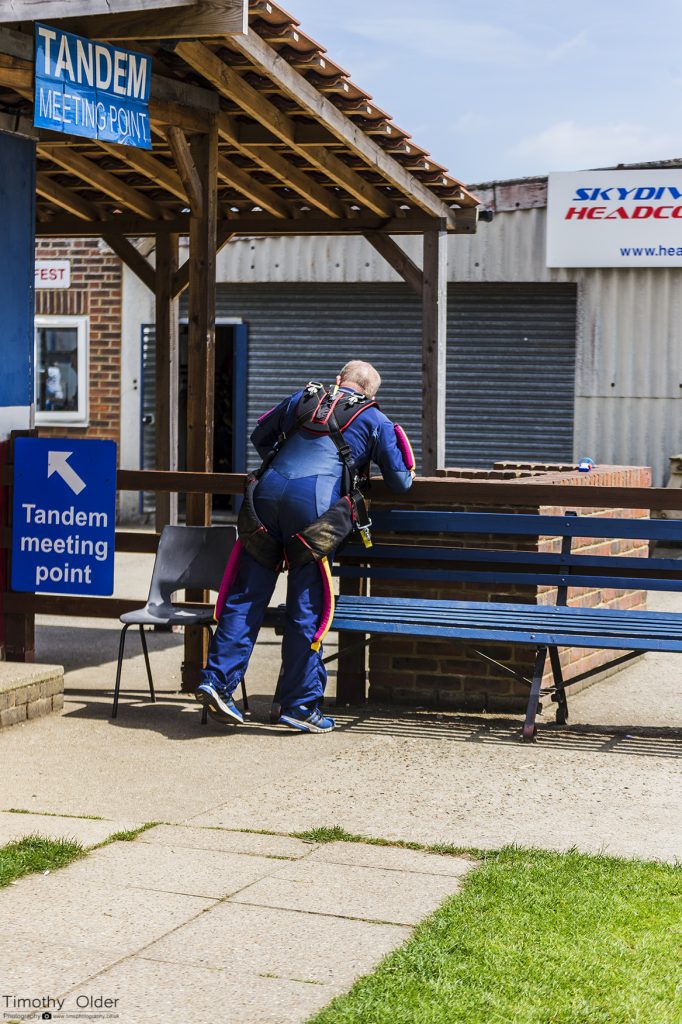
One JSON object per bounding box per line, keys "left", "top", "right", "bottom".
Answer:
{"left": 207, "top": 283, "right": 577, "bottom": 472}
{"left": 208, "top": 211, "right": 682, "bottom": 481}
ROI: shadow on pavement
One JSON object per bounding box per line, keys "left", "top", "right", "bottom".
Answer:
{"left": 59, "top": 690, "right": 682, "bottom": 757}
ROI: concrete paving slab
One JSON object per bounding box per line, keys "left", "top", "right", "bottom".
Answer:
{"left": 139, "top": 823, "right": 315, "bottom": 860}
{"left": 0, "top": 934, "right": 115, "bottom": 996}
{"left": 190, "top": 713, "right": 682, "bottom": 863}
{"left": 63, "top": 957, "right": 333, "bottom": 1024}
{"left": 2, "top": 874, "right": 215, "bottom": 956}
{"left": 59, "top": 840, "right": 289, "bottom": 899}
{"left": 0, "top": 811, "right": 141, "bottom": 848}
{"left": 143, "top": 899, "right": 410, "bottom": 986}
{"left": 308, "top": 840, "right": 475, "bottom": 877}
{"left": 231, "top": 858, "right": 465, "bottom": 926}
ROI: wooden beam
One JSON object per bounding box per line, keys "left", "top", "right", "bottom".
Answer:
{"left": 35, "top": 211, "right": 447, "bottom": 239}
{"left": 186, "top": 118, "right": 218, "bottom": 522}
{"left": 244, "top": 145, "right": 343, "bottom": 219}
{"left": 55, "top": 1, "right": 247, "bottom": 39}
{"left": 97, "top": 141, "right": 187, "bottom": 203}
{"left": 178, "top": 44, "right": 390, "bottom": 218}
{"left": 36, "top": 172, "right": 101, "bottom": 221}
{"left": 171, "top": 224, "right": 234, "bottom": 299}
{"left": 166, "top": 127, "right": 203, "bottom": 216}
{"left": 302, "top": 147, "right": 394, "bottom": 218}
{"left": 231, "top": 30, "right": 480, "bottom": 225}
{"left": 217, "top": 113, "right": 344, "bottom": 217}
{"left": 364, "top": 233, "right": 423, "bottom": 298}
{"left": 421, "top": 223, "right": 448, "bottom": 474}
{"left": 3, "top": 0, "right": 200, "bottom": 18}
{"left": 184, "top": 115, "right": 219, "bottom": 689}
{"left": 217, "top": 155, "right": 289, "bottom": 219}
{"left": 37, "top": 145, "right": 164, "bottom": 220}
{"left": 155, "top": 232, "right": 180, "bottom": 531}
{"left": 36, "top": 214, "right": 190, "bottom": 237}
{"left": 103, "top": 234, "right": 156, "bottom": 292}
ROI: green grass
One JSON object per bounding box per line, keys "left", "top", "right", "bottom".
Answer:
{"left": 0, "top": 834, "right": 85, "bottom": 888}
{"left": 93, "top": 821, "right": 161, "bottom": 847}
{"left": 292, "top": 825, "right": 480, "bottom": 859}
{"left": 308, "top": 845, "right": 682, "bottom": 1024}
{"left": 4, "top": 807, "right": 104, "bottom": 820}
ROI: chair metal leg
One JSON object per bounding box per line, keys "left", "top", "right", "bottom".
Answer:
{"left": 548, "top": 645, "right": 569, "bottom": 725}
{"left": 199, "top": 625, "right": 213, "bottom": 726}
{"left": 522, "top": 646, "right": 547, "bottom": 742}
{"left": 240, "top": 677, "right": 249, "bottom": 713}
{"left": 139, "top": 626, "right": 155, "bottom": 702}
{"left": 112, "top": 624, "right": 130, "bottom": 719}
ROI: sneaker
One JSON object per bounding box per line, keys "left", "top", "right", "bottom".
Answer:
{"left": 279, "top": 705, "right": 335, "bottom": 733}
{"left": 196, "top": 682, "right": 244, "bottom": 724}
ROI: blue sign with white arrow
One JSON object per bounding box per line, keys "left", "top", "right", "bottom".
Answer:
{"left": 11, "top": 438, "right": 117, "bottom": 596}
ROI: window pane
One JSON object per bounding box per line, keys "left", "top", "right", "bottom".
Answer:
{"left": 36, "top": 326, "right": 79, "bottom": 413}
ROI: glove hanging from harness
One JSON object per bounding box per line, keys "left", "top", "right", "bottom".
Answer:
{"left": 238, "top": 382, "right": 377, "bottom": 571}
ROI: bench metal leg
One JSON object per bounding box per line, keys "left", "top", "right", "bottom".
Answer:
{"left": 548, "top": 645, "right": 569, "bottom": 725}
{"left": 139, "top": 626, "right": 156, "bottom": 703}
{"left": 112, "top": 624, "right": 130, "bottom": 719}
{"left": 522, "top": 646, "right": 547, "bottom": 742}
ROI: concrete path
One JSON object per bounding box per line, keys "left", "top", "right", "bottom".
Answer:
{"left": 1, "top": 824, "right": 472, "bottom": 1024}
{"left": 1, "top": 550, "right": 681, "bottom": 1021}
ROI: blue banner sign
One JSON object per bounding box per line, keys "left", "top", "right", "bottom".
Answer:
{"left": 12, "top": 438, "right": 117, "bottom": 597}
{"left": 34, "top": 23, "right": 152, "bottom": 149}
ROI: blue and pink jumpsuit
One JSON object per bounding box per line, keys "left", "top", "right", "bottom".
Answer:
{"left": 201, "top": 387, "right": 414, "bottom": 714}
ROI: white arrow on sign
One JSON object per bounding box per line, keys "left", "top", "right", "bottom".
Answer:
{"left": 48, "top": 451, "right": 87, "bottom": 495}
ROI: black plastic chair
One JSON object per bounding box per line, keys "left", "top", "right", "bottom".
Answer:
{"left": 111, "top": 525, "right": 248, "bottom": 718}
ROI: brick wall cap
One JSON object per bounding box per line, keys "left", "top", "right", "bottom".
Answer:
{"left": 0, "top": 664, "right": 64, "bottom": 695}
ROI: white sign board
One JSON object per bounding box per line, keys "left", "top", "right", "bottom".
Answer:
{"left": 35, "top": 260, "right": 71, "bottom": 289}
{"left": 547, "top": 170, "right": 682, "bottom": 268}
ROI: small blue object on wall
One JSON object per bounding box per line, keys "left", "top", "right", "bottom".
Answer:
{"left": 578, "top": 457, "right": 595, "bottom": 473}
{"left": 34, "top": 23, "right": 152, "bottom": 149}
{"left": 12, "top": 438, "right": 117, "bottom": 596}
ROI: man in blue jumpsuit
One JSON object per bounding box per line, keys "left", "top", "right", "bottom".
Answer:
{"left": 197, "top": 360, "right": 414, "bottom": 732}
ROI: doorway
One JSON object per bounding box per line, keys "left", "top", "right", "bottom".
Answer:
{"left": 140, "top": 320, "right": 248, "bottom": 517}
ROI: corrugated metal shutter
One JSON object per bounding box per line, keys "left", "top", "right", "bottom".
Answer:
{"left": 185, "top": 282, "right": 577, "bottom": 471}
{"left": 210, "top": 284, "right": 423, "bottom": 471}
{"left": 140, "top": 323, "right": 156, "bottom": 513}
{"left": 447, "top": 283, "right": 577, "bottom": 466}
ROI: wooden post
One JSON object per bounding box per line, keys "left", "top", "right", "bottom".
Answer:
{"left": 421, "top": 221, "right": 448, "bottom": 475}
{"left": 182, "top": 115, "right": 218, "bottom": 690}
{"left": 154, "top": 232, "right": 179, "bottom": 532}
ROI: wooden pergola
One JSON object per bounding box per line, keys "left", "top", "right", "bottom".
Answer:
{"left": 0, "top": 0, "right": 481, "bottom": 681}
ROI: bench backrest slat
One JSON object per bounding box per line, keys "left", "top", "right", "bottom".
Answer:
{"left": 370, "top": 510, "right": 682, "bottom": 543}
{"left": 334, "top": 565, "right": 682, "bottom": 593}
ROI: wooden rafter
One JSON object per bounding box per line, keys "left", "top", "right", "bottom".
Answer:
{"left": 217, "top": 155, "right": 290, "bottom": 219}
{"left": 97, "top": 141, "right": 187, "bottom": 203}
{"left": 166, "top": 127, "right": 204, "bottom": 216}
{"left": 36, "top": 172, "right": 101, "bottom": 222}
{"left": 217, "top": 113, "right": 343, "bottom": 218}
{"left": 230, "top": 29, "right": 475, "bottom": 223}
{"left": 37, "top": 144, "right": 164, "bottom": 220}
{"left": 176, "top": 43, "right": 393, "bottom": 218}
{"left": 171, "top": 224, "right": 235, "bottom": 299}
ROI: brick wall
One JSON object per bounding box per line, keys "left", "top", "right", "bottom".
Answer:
{"left": 34, "top": 238, "right": 122, "bottom": 444}
{"left": 365, "top": 464, "right": 651, "bottom": 712}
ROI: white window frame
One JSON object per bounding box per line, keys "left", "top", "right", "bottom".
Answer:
{"left": 34, "top": 314, "right": 89, "bottom": 427}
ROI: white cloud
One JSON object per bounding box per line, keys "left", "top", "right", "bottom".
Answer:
{"left": 510, "top": 120, "right": 680, "bottom": 174}
{"left": 350, "top": 17, "right": 535, "bottom": 66}
{"left": 545, "top": 31, "right": 588, "bottom": 63}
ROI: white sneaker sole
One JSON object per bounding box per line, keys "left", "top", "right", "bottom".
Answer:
{"left": 197, "top": 687, "right": 243, "bottom": 724}
{"left": 279, "top": 713, "right": 334, "bottom": 733}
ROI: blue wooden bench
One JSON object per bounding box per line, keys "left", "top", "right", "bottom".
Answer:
{"left": 319, "top": 509, "right": 682, "bottom": 741}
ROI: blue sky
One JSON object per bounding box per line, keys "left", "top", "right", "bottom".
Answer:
{"left": 288, "top": 0, "right": 682, "bottom": 185}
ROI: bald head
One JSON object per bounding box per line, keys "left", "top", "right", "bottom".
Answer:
{"left": 338, "top": 360, "right": 382, "bottom": 398}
